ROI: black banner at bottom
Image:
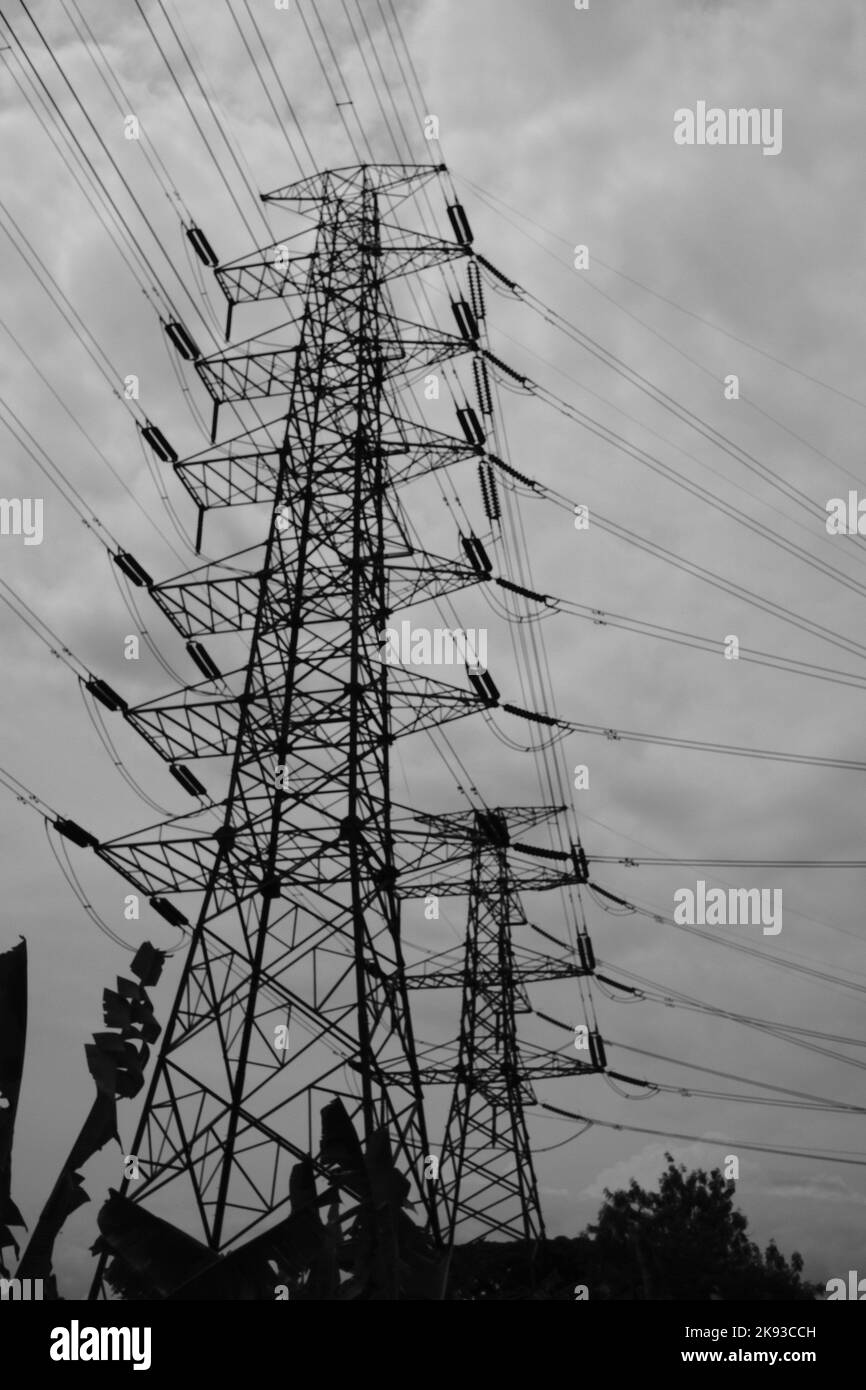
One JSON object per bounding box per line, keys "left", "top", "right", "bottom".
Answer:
{"left": 0, "top": 1295, "right": 858, "bottom": 1376}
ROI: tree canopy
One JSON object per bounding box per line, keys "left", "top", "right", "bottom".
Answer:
{"left": 448, "top": 1155, "right": 818, "bottom": 1300}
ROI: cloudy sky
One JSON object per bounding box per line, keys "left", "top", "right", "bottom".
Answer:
{"left": 1, "top": 0, "right": 865, "bottom": 1298}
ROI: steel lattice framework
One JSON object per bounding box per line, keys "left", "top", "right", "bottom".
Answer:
{"left": 405, "top": 808, "right": 600, "bottom": 1250}
{"left": 78, "top": 164, "right": 602, "bottom": 1294}
{"left": 439, "top": 813, "right": 547, "bottom": 1245}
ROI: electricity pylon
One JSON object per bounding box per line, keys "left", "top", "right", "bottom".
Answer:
{"left": 405, "top": 808, "right": 601, "bottom": 1249}
{"left": 65, "top": 163, "right": 603, "bottom": 1296}
{"left": 82, "top": 164, "right": 506, "bottom": 1277}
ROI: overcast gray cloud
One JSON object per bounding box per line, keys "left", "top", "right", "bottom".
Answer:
{"left": 1, "top": 0, "right": 864, "bottom": 1298}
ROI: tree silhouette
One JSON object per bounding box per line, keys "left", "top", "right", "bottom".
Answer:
{"left": 447, "top": 1154, "right": 819, "bottom": 1300}
{"left": 585, "top": 1153, "right": 815, "bottom": 1300}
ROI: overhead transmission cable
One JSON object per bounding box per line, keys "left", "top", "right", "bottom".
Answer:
{"left": 452, "top": 169, "right": 866, "bottom": 414}
{"left": 540, "top": 1103, "right": 866, "bottom": 1169}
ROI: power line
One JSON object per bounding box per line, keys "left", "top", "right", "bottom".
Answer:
{"left": 7, "top": 4, "right": 217, "bottom": 336}
{"left": 506, "top": 581, "right": 866, "bottom": 692}
{"left": 221, "top": 0, "right": 309, "bottom": 176}
{"left": 134, "top": 0, "right": 270, "bottom": 244}
{"left": 603, "top": 1038, "right": 866, "bottom": 1115}
{"left": 7, "top": 1, "right": 862, "bottom": 1261}
{"left": 453, "top": 170, "right": 866, "bottom": 413}
{"left": 541, "top": 1103, "right": 866, "bottom": 1168}
{"left": 503, "top": 701, "right": 866, "bottom": 773}
{"left": 594, "top": 959, "right": 866, "bottom": 1054}
{"left": 588, "top": 884, "right": 866, "bottom": 998}
{"left": 62, "top": 0, "right": 193, "bottom": 223}
{"left": 592, "top": 855, "right": 866, "bottom": 867}
{"left": 0, "top": 312, "right": 189, "bottom": 567}
{"left": 527, "top": 471, "right": 866, "bottom": 666}
{"left": 523, "top": 372, "right": 866, "bottom": 605}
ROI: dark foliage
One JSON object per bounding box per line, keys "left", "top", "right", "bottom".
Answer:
{"left": 96, "top": 1100, "right": 446, "bottom": 1300}
{"left": 448, "top": 1154, "right": 819, "bottom": 1300}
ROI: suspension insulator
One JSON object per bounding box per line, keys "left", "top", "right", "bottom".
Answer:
{"left": 478, "top": 462, "right": 501, "bottom": 522}
{"left": 467, "top": 259, "right": 486, "bottom": 321}
{"left": 149, "top": 896, "right": 189, "bottom": 929}
{"left": 446, "top": 201, "right": 473, "bottom": 246}
{"left": 482, "top": 348, "right": 528, "bottom": 387}
{"left": 169, "top": 763, "right": 208, "bottom": 798}
{"left": 476, "top": 253, "right": 518, "bottom": 291}
{"left": 113, "top": 551, "right": 153, "bottom": 588}
{"left": 577, "top": 932, "right": 596, "bottom": 973}
{"left": 571, "top": 843, "right": 590, "bottom": 883}
{"left": 86, "top": 676, "right": 128, "bottom": 714}
{"left": 54, "top": 817, "right": 99, "bottom": 850}
{"left": 451, "top": 299, "right": 478, "bottom": 342}
{"left": 185, "top": 225, "right": 219, "bottom": 268}
{"left": 589, "top": 1030, "right": 607, "bottom": 1071}
{"left": 457, "top": 405, "right": 485, "bottom": 447}
{"left": 511, "top": 840, "right": 568, "bottom": 861}
{"left": 186, "top": 640, "right": 221, "bottom": 681}
{"left": 487, "top": 450, "right": 534, "bottom": 488}
{"left": 478, "top": 462, "right": 491, "bottom": 515}
{"left": 461, "top": 533, "right": 492, "bottom": 575}
{"left": 141, "top": 423, "right": 178, "bottom": 464}
{"left": 164, "top": 320, "right": 201, "bottom": 361}
{"left": 473, "top": 356, "right": 493, "bottom": 415}
{"left": 468, "top": 668, "right": 500, "bottom": 706}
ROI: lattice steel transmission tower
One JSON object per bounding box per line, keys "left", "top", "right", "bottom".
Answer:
{"left": 82, "top": 163, "right": 511, "bottom": 1271}
{"left": 431, "top": 812, "right": 547, "bottom": 1245}
{"left": 68, "top": 163, "right": 605, "bottom": 1295}
{"left": 442, "top": 813, "right": 552, "bottom": 1244}
{"left": 405, "top": 808, "right": 600, "bottom": 1251}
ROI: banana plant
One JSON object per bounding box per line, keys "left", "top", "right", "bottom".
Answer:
{"left": 96, "top": 1099, "right": 447, "bottom": 1300}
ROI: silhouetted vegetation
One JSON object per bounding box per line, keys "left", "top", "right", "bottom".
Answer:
{"left": 447, "top": 1155, "right": 819, "bottom": 1300}
{"left": 2, "top": 932, "right": 819, "bottom": 1305}
{"left": 96, "top": 1099, "right": 446, "bottom": 1300}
